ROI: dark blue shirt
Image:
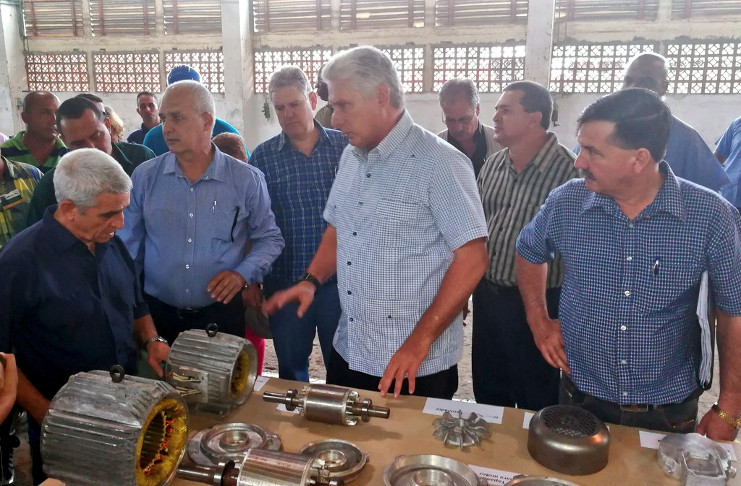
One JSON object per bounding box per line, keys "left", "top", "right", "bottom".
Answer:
{"left": 127, "top": 123, "right": 151, "bottom": 145}
{"left": 250, "top": 123, "right": 347, "bottom": 284}
{"left": 0, "top": 208, "right": 145, "bottom": 399}
{"left": 517, "top": 163, "right": 741, "bottom": 405}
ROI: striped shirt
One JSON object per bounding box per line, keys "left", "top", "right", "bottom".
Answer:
{"left": 478, "top": 133, "right": 577, "bottom": 288}
{"left": 516, "top": 162, "right": 741, "bottom": 404}
{"left": 0, "top": 159, "right": 42, "bottom": 248}
{"left": 250, "top": 123, "right": 347, "bottom": 284}
{"left": 0, "top": 131, "right": 67, "bottom": 173}
{"left": 325, "top": 110, "right": 488, "bottom": 377}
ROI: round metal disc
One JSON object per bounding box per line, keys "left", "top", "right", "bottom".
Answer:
{"left": 298, "top": 439, "right": 368, "bottom": 481}
{"left": 187, "top": 423, "right": 281, "bottom": 465}
{"left": 383, "top": 454, "right": 484, "bottom": 486}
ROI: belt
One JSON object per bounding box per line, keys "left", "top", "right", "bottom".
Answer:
{"left": 562, "top": 375, "right": 701, "bottom": 413}
{"left": 174, "top": 303, "right": 220, "bottom": 320}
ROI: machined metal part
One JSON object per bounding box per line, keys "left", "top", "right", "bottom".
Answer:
{"left": 433, "top": 411, "right": 490, "bottom": 449}
{"left": 263, "top": 384, "right": 390, "bottom": 425}
{"left": 298, "top": 439, "right": 368, "bottom": 482}
{"left": 657, "top": 432, "right": 736, "bottom": 485}
{"left": 41, "top": 368, "right": 189, "bottom": 486}
{"left": 383, "top": 454, "right": 487, "bottom": 486}
{"left": 505, "top": 476, "right": 582, "bottom": 485}
{"left": 166, "top": 325, "right": 258, "bottom": 415}
{"left": 187, "top": 423, "right": 281, "bottom": 466}
{"left": 527, "top": 405, "right": 610, "bottom": 476}
{"left": 179, "top": 449, "right": 344, "bottom": 485}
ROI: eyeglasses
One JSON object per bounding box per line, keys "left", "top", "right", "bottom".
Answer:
{"left": 442, "top": 114, "right": 475, "bottom": 126}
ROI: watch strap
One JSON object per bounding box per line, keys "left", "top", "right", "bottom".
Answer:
{"left": 143, "top": 335, "right": 168, "bottom": 347}
{"left": 298, "top": 272, "right": 321, "bottom": 289}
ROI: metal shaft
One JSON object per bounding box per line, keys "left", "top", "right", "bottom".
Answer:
{"left": 177, "top": 462, "right": 240, "bottom": 486}
{"left": 262, "top": 389, "right": 301, "bottom": 411}
{"left": 348, "top": 398, "right": 390, "bottom": 420}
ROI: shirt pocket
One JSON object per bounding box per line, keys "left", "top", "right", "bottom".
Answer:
{"left": 374, "top": 199, "right": 421, "bottom": 249}
{"left": 207, "top": 204, "right": 242, "bottom": 243}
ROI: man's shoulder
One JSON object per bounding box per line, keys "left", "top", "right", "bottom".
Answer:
{"left": 251, "top": 133, "right": 284, "bottom": 159}
{"left": 213, "top": 118, "right": 241, "bottom": 137}
{"left": 7, "top": 159, "right": 43, "bottom": 180}
{"left": 115, "top": 141, "right": 156, "bottom": 162}
{"left": 670, "top": 116, "right": 705, "bottom": 144}
{"left": 0, "top": 221, "right": 45, "bottom": 263}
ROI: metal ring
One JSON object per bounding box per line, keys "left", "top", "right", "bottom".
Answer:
{"left": 206, "top": 323, "right": 219, "bottom": 337}
{"left": 109, "top": 365, "right": 125, "bottom": 383}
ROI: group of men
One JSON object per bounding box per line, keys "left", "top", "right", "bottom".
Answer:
{"left": 0, "top": 46, "right": 740, "bottom": 485}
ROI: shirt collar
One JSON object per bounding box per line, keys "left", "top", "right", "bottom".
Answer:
{"left": 9, "top": 131, "right": 65, "bottom": 150}
{"left": 277, "top": 120, "right": 333, "bottom": 152}
{"left": 162, "top": 143, "right": 227, "bottom": 182}
{"left": 3, "top": 158, "right": 20, "bottom": 179}
{"left": 41, "top": 205, "right": 105, "bottom": 255}
{"left": 352, "top": 109, "right": 413, "bottom": 161}
{"left": 110, "top": 143, "right": 134, "bottom": 173}
{"left": 580, "top": 161, "right": 686, "bottom": 221}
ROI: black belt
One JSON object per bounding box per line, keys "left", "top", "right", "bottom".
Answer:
{"left": 174, "top": 303, "right": 220, "bottom": 320}
{"left": 562, "top": 375, "right": 701, "bottom": 413}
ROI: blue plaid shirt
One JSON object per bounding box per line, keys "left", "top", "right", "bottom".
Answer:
{"left": 250, "top": 123, "right": 347, "bottom": 284}
{"left": 517, "top": 162, "right": 741, "bottom": 405}
{"left": 325, "top": 110, "right": 488, "bottom": 377}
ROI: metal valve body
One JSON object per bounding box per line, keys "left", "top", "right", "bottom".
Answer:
{"left": 263, "top": 384, "right": 390, "bottom": 425}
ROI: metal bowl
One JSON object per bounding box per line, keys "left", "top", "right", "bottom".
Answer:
{"left": 527, "top": 405, "right": 610, "bottom": 475}
{"left": 299, "top": 439, "right": 368, "bottom": 482}
{"left": 383, "top": 454, "right": 487, "bottom": 486}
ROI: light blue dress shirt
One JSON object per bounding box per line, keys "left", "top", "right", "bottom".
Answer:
{"left": 717, "top": 116, "right": 741, "bottom": 207}
{"left": 325, "top": 110, "right": 488, "bottom": 377}
{"left": 119, "top": 147, "right": 284, "bottom": 308}
{"left": 664, "top": 116, "right": 729, "bottom": 191}
{"left": 517, "top": 162, "right": 741, "bottom": 405}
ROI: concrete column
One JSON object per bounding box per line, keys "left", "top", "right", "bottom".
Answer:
{"left": 0, "top": 0, "right": 26, "bottom": 134}
{"left": 220, "top": 0, "right": 249, "bottom": 135}
{"left": 524, "top": 0, "right": 555, "bottom": 87}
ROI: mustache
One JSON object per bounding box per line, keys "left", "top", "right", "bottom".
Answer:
{"left": 580, "top": 169, "right": 595, "bottom": 180}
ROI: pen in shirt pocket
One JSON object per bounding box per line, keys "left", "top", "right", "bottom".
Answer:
{"left": 652, "top": 258, "right": 660, "bottom": 276}
{"left": 212, "top": 199, "right": 217, "bottom": 214}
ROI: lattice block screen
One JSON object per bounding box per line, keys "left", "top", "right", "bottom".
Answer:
{"left": 378, "top": 46, "right": 425, "bottom": 93}
{"left": 165, "top": 51, "right": 225, "bottom": 93}
{"left": 93, "top": 52, "right": 160, "bottom": 92}
{"left": 253, "top": 48, "right": 332, "bottom": 94}
{"left": 340, "top": 0, "right": 426, "bottom": 30}
{"left": 432, "top": 45, "right": 526, "bottom": 93}
{"left": 550, "top": 43, "right": 657, "bottom": 93}
{"left": 666, "top": 41, "right": 741, "bottom": 94}
{"left": 26, "top": 53, "right": 89, "bottom": 92}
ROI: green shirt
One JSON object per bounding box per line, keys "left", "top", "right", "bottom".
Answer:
{"left": 0, "top": 131, "right": 67, "bottom": 173}
{"left": 0, "top": 158, "right": 42, "bottom": 248}
{"left": 25, "top": 142, "right": 155, "bottom": 226}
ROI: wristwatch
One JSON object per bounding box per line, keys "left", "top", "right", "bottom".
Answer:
{"left": 298, "top": 272, "right": 321, "bottom": 290}
{"left": 143, "top": 335, "right": 168, "bottom": 347}
{"left": 711, "top": 403, "right": 741, "bottom": 429}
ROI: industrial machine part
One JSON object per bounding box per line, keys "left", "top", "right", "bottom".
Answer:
{"left": 166, "top": 325, "right": 258, "bottom": 415}
{"left": 187, "top": 423, "right": 281, "bottom": 466}
{"left": 657, "top": 432, "right": 736, "bottom": 485}
{"left": 177, "top": 449, "right": 345, "bottom": 485}
{"left": 505, "top": 476, "right": 582, "bottom": 485}
{"left": 263, "top": 384, "right": 390, "bottom": 425}
{"left": 383, "top": 454, "right": 487, "bottom": 486}
{"left": 527, "top": 405, "right": 610, "bottom": 475}
{"left": 41, "top": 367, "right": 189, "bottom": 486}
{"left": 298, "top": 439, "right": 368, "bottom": 482}
{"left": 433, "top": 411, "right": 490, "bottom": 449}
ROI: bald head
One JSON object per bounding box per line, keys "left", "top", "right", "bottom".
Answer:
{"left": 622, "top": 52, "right": 669, "bottom": 97}
{"left": 22, "top": 91, "right": 59, "bottom": 113}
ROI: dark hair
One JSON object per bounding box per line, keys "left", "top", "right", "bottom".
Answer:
{"left": 577, "top": 88, "right": 671, "bottom": 162}
{"left": 76, "top": 93, "right": 104, "bottom": 104}
{"left": 137, "top": 91, "right": 158, "bottom": 103}
{"left": 56, "top": 97, "right": 104, "bottom": 128}
{"left": 213, "top": 133, "right": 248, "bottom": 163}
{"left": 504, "top": 81, "right": 552, "bottom": 130}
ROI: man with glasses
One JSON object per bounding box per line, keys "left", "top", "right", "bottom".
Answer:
{"left": 437, "top": 78, "right": 502, "bottom": 177}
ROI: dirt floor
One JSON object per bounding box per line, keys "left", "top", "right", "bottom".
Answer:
{"left": 9, "top": 312, "right": 727, "bottom": 485}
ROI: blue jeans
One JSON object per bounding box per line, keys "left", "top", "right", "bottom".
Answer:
{"left": 264, "top": 280, "right": 341, "bottom": 382}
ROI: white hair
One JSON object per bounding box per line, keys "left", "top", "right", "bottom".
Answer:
{"left": 163, "top": 80, "right": 216, "bottom": 132}
{"left": 54, "top": 148, "right": 132, "bottom": 210}
{"left": 322, "top": 46, "right": 404, "bottom": 109}
{"left": 269, "top": 66, "right": 311, "bottom": 98}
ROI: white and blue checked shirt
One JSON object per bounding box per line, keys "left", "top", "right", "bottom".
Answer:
{"left": 324, "top": 110, "right": 488, "bottom": 377}
{"left": 517, "top": 162, "right": 741, "bottom": 405}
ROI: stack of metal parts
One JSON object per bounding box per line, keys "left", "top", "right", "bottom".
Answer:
{"left": 187, "top": 423, "right": 281, "bottom": 466}
{"left": 166, "top": 326, "right": 258, "bottom": 415}
{"left": 433, "top": 411, "right": 490, "bottom": 449}
{"left": 41, "top": 368, "right": 189, "bottom": 486}
{"left": 263, "top": 384, "right": 390, "bottom": 425}
{"left": 657, "top": 432, "right": 736, "bottom": 485}
{"left": 383, "top": 454, "right": 487, "bottom": 486}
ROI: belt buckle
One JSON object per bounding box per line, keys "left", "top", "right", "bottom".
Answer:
{"left": 619, "top": 403, "right": 650, "bottom": 413}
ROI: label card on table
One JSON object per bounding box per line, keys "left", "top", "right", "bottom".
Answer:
{"left": 253, "top": 375, "right": 270, "bottom": 392}
{"left": 423, "top": 398, "right": 504, "bottom": 424}
{"left": 639, "top": 430, "right": 737, "bottom": 461}
{"left": 468, "top": 464, "right": 519, "bottom": 485}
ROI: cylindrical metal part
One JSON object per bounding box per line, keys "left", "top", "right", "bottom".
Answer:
{"left": 41, "top": 370, "right": 189, "bottom": 486}
{"left": 262, "top": 390, "right": 300, "bottom": 411}
{"left": 237, "top": 449, "right": 326, "bottom": 485}
{"left": 187, "top": 423, "right": 281, "bottom": 466}
{"left": 177, "top": 461, "right": 240, "bottom": 486}
{"left": 166, "top": 329, "right": 258, "bottom": 409}
{"left": 303, "top": 385, "right": 355, "bottom": 425}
